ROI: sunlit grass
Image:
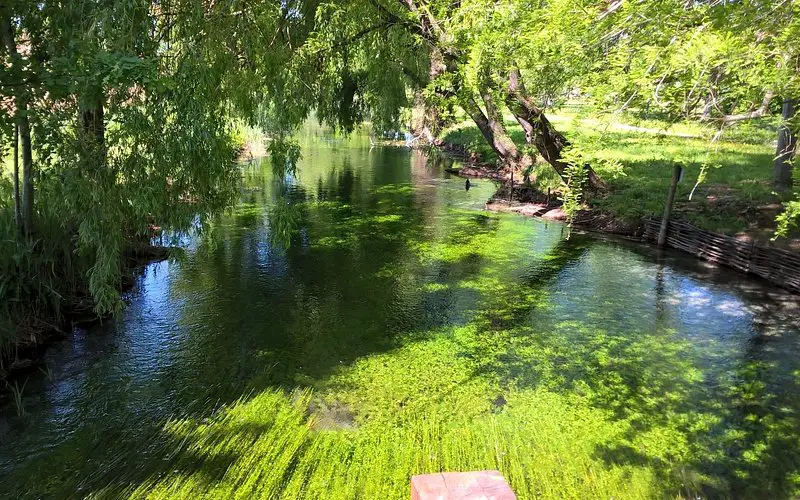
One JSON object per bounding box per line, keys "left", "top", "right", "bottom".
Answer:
{"left": 441, "top": 110, "right": 782, "bottom": 235}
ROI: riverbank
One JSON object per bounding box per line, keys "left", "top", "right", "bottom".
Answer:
{"left": 438, "top": 111, "right": 800, "bottom": 251}
{"left": 431, "top": 115, "right": 800, "bottom": 293}
{"left": 0, "top": 243, "right": 172, "bottom": 384}
{"left": 441, "top": 161, "right": 654, "bottom": 238}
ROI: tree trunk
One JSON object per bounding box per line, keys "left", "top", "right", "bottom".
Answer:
{"left": 478, "top": 82, "right": 533, "bottom": 171}
{"left": 79, "top": 91, "right": 107, "bottom": 175}
{"left": 1, "top": 11, "right": 35, "bottom": 234}
{"left": 13, "top": 123, "right": 20, "bottom": 228}
{"left": 460, "top": 95, "right": 521, "bottom": 165}
{"left": 774, "top": 98, "right": 796, "bottom": 193}
{"left": 504, "top": 67, "right": 606, "bottom": 192}
{"left": 19, "top": 117, "right": 33, "bottom": 235}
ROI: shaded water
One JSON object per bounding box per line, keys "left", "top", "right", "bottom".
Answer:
{"left": 2, "top": 130, "right": 800, "bottom": 498}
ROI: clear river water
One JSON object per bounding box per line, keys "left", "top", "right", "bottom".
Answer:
{"left": 2, "top": 130, "right": 800, "bottom": 499}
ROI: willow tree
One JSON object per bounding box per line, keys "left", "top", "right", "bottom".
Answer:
{"left": 0, "top": 0, "right": 299, "bottom": 313}
{"left": 256, "top": 0, "right": 607, "bottom": 191}
{"left": 589, "top": 0, "right": 800, "bottom": 230}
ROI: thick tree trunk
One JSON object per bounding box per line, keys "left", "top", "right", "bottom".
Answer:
{"left": 79, "top": 91, "right": 107, "bottom": 173}
{"left": 460, "top": 95, "right": 522, "bottom": 166}
{"left": 477, "top": 83, "right": 533, "bottom": 171}
{"left": 504, "top": 67, "right": 605, "bottom": 192}
{"left": 478, "top": 92, "right": 520, "bottom": 163}
{"left": 774, "top": 98, "right": 796, "bottom": 193}
{"left": 1, "top": 11, "right": 35, "bottom": 234}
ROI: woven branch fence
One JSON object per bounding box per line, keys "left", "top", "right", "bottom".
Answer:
{"left": 642, "top": 217, "right": 800, "bottom": 293}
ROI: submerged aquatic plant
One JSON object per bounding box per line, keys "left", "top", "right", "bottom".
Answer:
{"left": 8, "top": 378, "right": 27, "bottom": 417}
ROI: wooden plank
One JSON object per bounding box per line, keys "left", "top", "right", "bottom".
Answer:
{"left": 411, "top": 471, "right": 516, "bottom": 500}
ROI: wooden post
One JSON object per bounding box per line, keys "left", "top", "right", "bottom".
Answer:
{"left": 658, "top": 164, "right": 682, "bottom": 247}
{"left": 774, "top": 98, "right": 796, "bottom": 192}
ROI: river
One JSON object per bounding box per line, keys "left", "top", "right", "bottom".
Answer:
{"left": 2, "top": 129, "right": 799, "bottom": 498}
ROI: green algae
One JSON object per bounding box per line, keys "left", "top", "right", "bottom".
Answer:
{"left": 2, "top": 136, "right": 800, "bottom": 499}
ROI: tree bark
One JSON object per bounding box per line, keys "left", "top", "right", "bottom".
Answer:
{"left": 459, "top": 95, "right": 521, "bottom": 165}
{"left": 77, "top": 87, "right": 107, "bottom": 187}
{"left": 13, "top": 123, "right": 20, "bottom": 228}
{"left": 19, "top": 117, "right": 33, "bottom": 235}
{"left": 774, "top": 98, "right": 796, "bottom": 193}
{"left": 1, "top": 10, "right": 34, "bottom": 235}
{"left": 478, "top": 85, "right": 526, "bottom": 166}
{"left": 504, "top": 67, "right": 605, "bottom": 191}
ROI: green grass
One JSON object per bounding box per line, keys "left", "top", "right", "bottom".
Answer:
{"left": 441, "top": 110, "right": 791, "bottom": 236}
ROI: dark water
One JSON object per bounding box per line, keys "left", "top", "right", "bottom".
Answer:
{"left": 2, "top": 130, "right": 800, "bottom": 498}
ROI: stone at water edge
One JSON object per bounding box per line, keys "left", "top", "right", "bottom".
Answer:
{"left": 541, "top": 207, "right": 567, "bottom": 221}
{"left": 411, "top": 470, "right": 516, "bottom": 500}
{"left": 514, "top": 204, "right": 548, "bottom": 217}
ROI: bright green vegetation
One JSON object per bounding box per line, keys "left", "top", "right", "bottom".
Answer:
{"left": 2, "top": 0, "right": 800, "bottom": 359}
{"left": 2, "top": 1, "right": 800, "bottom": 497}
{"left": 443, "top": 111, "right": 785, "bottom": 236}
{"left": 2, "top": 136, "right": 799, "bottom": 498}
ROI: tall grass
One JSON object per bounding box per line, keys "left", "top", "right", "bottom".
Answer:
{"left": 0, "top": 180, "right": 88, "bottom": 369}
{"left": 8, "top": 378, "right": 27, "bottom": 416}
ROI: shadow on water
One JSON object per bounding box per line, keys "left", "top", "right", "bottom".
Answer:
{"left": 1, "top": 134, "right": 799, "bottom": 498}
{"left": 0, "top": 141, "right": 509, "bottom": 496}
{"left": 458, "top": 229, "right": 800, "bottom": 497}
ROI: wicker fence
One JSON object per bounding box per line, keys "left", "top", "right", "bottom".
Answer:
{"left": 642, "top": 217, "right": 800, "bottom": 293}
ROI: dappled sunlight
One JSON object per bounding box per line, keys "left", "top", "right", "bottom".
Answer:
{"left": 3, "top": 138, "right": 799, "bottom": 499}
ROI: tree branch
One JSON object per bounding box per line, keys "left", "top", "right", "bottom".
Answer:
{"left": 717, "top": 90, "right": 776, "bottom": 124}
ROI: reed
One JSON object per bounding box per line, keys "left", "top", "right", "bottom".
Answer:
{"left": 8, "top": 378, "right": 27, "bottom": 417}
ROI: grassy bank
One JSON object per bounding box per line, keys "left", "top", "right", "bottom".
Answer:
{"left": 441, "top": 109, "right": 795, "bottom": 242}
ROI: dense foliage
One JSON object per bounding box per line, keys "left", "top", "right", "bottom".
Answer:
{"left": 0, "top": 0, "right": 282, "bottom": 351}
{"left": 1, "top": 0, "right": 798, "bottom": 355}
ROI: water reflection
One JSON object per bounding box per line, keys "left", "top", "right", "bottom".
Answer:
{"left": 1, "top": 132, "right": 799, "bottom": 498}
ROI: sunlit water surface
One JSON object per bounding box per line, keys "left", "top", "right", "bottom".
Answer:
{"left": 2, "top": 130, "right": 799, "bottom": 498}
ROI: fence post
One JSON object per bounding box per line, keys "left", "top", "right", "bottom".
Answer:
{"left": 658, "top": 164, "right": 682, "bottom": 247}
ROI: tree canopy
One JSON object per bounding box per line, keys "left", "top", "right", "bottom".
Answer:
{"left": 1, "top": 0, "right": 799, "bottom": 315}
